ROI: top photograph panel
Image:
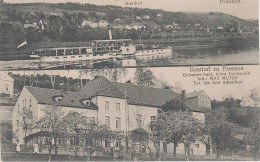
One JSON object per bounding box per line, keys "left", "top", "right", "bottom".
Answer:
{"left": 0, "top": 0, "right": 259, "bottom": 70}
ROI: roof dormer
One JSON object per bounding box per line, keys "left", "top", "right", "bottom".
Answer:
{"left": 53, "top": 94, "right": 64, "bottom": 103}
{"left": 81, "top": 99, "right": 91, "bottom": 106}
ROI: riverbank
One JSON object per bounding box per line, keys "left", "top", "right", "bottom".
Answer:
{"left": 0, "top": 35, "right": 258, "bottom": 62}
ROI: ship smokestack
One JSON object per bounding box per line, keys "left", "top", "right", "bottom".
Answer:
{"left": 109, "top": 30, "right": 112, "bottom": 40}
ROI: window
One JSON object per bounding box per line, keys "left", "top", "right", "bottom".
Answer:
{"left": 136, "top": 114, "right": 142, "bottom": 127}
{"left": 85, "top": 138, "right": 93, "bottom": 146}
{"left": 58, "top": 138, "right": 63, "bottom": 146}
{"left": 5, "top": 84, "right": 8, "bottom": 91}
{"left": 29, "top": 99, "right": 32, "bottom": 107}
{"left": 116, "top": 117, "right": 121, "bottom": 129}
{"left": 105, "top": 101, "right": 109, "bottom": 111}
{"left": 16, "top": 120, "right": 19, "bottom": 130}
{"left": 81, "top": 48, "right": 87, "bottom": 54}
{"left": 150, "top": 116, "right": 156, "bottom": 131}
{"left": 142, "top": 147, "right": 146, "bottom": 153}
{"left": 74, "top": 137, "right": 79, "bottom": 145}
{"left": 71, "top": 56, "right": 75, "bottom": 58}
{"left": 82, "top": 100, "right": 90, "bottom": 106}
{"left": 105, "top": 141, "right": 110, "bottom": 148}
{"left": 90, "top": 117, "right": 95, "bottom": 124}
{"left": 55, "top": 97, "right": 63, "bottom": 102}
{"left": 105, "top": 116, "right": 110, "bottom": 127}
{"left": 70, "top": 137, "right": 74, "bottom": 145}
{"left": 116, "top": 103, "right": 120, "bottom": 111}
{"left": 55, "top": 57, "right": 59, "bottom": 59}
{"left": 115, "top": 141, "right": 120, "bottom": 147}
{"left": 23, "top": 99, "right": 26, "bottom": 108}
{"left": 163, "top": 142, "right": 167, "bottom": 153}
{"left": 195, "top": 144, "right": 199, "bottom": 148}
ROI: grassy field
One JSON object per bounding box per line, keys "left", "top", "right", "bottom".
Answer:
{"left": 1, "top": 152, "right": 254, "bottom": 161}
{"left": 1, "top": 152, "right": 113, "bottom": 161}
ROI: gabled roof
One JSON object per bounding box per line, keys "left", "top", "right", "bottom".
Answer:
{"left": 186, "top": 90, "right": 205, "bottom": 99}
{"left": 82, "top": 77, "right": 180, "bottom": 108}
{"left": 81, "top": 77, "right": 126, "bottom": 99}
{"left": 0, "top": 72, "right": 14, "bottom": 82}
{"left": 25, "top": 86, "right": 97, "bottom": 110}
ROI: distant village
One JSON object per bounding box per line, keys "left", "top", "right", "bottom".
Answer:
{"left": 0, "top": 2, "right": 258, "bottom": 45}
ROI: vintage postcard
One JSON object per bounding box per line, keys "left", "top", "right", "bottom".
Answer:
{"left": 0, "top": 0, "right": 259, "bottom": 70}
{"left": 1, "top": 65, "right": 260, "bottom": 161}
{"left": 0, "top": 0, "right": 260, "bottom": 161}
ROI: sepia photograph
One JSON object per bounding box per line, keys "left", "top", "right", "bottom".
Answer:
{"left": 0, "top": 0, "right": 259, "bottom": 70}
{"left": 0, "top": 0, "right": 260, "bottom": 161}
{"left": 0, "top": 65, "right": 260, "bottom": 161}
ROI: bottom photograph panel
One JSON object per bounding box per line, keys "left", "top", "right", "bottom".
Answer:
{"left": 1, "top": 65, "right": 260, "bottom": 161}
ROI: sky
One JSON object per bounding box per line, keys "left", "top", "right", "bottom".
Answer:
{"left": 4, "top": 0, "right": 259, "bottom": 20}
{"left": 9, "top": 65, "right": 260, "bottom": 100}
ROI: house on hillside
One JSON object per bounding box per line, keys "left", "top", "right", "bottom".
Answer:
{"left": 24, "top": 23, "right": 37, "bottom": 29}
{"left": 81, "top": 20, "right": 98, "bottom": 28}
{"left": 0, "top": 97, "right": 15, "bottom": 123}
{"left": 98, "top": 20, "right": 109, "bottom": 28}
{"left": 135, "top": 16, "right": 142, "bottom": 20}
{"left": 143, "top": 15, "right": 150, "bottom": 20}
{"left": 12, "top": 77, "right": 210, "bottom": 155}
{"left": 217, "top": 26, "right": 224, "bottom": 32}
{"left": 186, "top": 90, "right": 212, "bottom": 113}
{"left": 240, "top": 93, "right": 260, "bottom": 108}
{"left": 113, "top": 25, "right": 125, "bottom": 31}
{"left": 164, "top": 25, "right": 174, "bottom": 30}
{"left": 157, "top": 13, "right": 163, "bottom": 18}
{"left": 125, "top": 23, "right": 146, "bottom": 30}
{"left": 0, "top": 72, "right": 14, "bottom": 97}
{"left": 195, "top": 23, "right": 200, "bottom": 27}
{"left": 172, "top": 22, "right": 179, "bottom": 27}
{"left": 114, "top": 18, "right": 121, "bottom": 24}
{"left": 0, "top": 72, "right": 15, "bottom": 136}
{"left": 81, "top": 20, "right": 109, "bottom": 28}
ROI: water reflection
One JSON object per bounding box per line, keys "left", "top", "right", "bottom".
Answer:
{"left": 0, "top": 48, "right": 258, "bottom": 70}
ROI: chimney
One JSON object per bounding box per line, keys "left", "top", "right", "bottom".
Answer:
{"left": 182, "top": 90, "right": 186, "bottom": 100}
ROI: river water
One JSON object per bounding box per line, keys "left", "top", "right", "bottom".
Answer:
{"left": 0, "top": 48, "right": 258, "bottom": 70}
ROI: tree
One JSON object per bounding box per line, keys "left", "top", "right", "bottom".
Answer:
{"left": 86, "top": 68, "right": 128, "bottom": 82}
{"left": 134, "top": 68, "right": 155, "bottom": 87}
{"left": 158, "top": 110, "right": 200, "bottom": 159}
{"left": 244, "top": 123, "right": 260, "bottom": 160}
{"left": 130, "top": 128, "right": 156, "bottom": 160}
{"left": 206, "top": 108, "right": 238, "bottom": 159}
{"left": 80, "top": 122, "right": 114, "bottom": 160}
{"left": 63, "top": 111, "right": 87, "bottom": 156}
{"left": 18, "top": 107, "right": 35, "bottom": 145}
{"left": 161, "top": 98, "right": 187, "bottom": 112}
{"left": 0, "top": 122, "right": 13, "bottom": 141}
{"left": 36, "top": 103, "right": 66, "bottom": 161}
{"left": 211, "top": 98, "right": 241, "bottom": 109}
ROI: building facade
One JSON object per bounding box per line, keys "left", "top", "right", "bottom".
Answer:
{"left": 12, "top": 77, "right": 210, "bottom": 156}
{"left": 0, "top": 72, "right": 14, "bottom": 97}
{"left": 186, "top": 90, "right": 212, "bottom": 113}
